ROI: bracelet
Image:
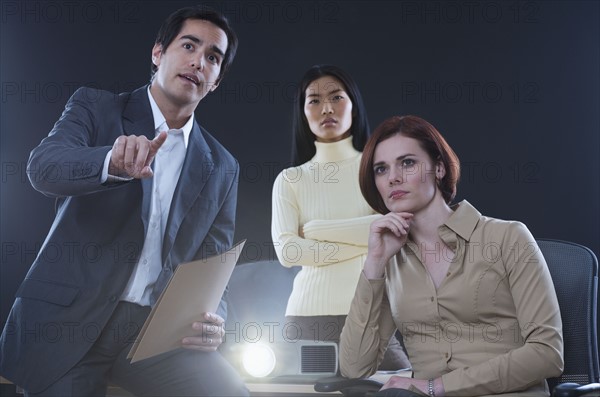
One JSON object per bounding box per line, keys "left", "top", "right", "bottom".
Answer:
{"left": 428, "top": 379, "right": 435, "bottom": 397}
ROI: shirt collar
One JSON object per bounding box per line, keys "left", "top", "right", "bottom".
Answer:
{"left": 147, "top": 86, "right": 192, "bottom": 148}
{"left": 404, "top": 199, "right": 481, "bottom": 256}
{"left": 441, "top": 200, "right": 481, "bottom": 242}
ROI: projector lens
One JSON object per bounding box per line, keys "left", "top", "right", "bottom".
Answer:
{"left": 242, "top": 343, "right": 276, "bottom": 378}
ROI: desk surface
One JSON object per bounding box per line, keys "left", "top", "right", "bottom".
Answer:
{"left": 248, "top": 382, "right": 340, "bottom": 396}
{"left": 246, "top": 370, "right": 413, "bottom": 396}
{"left": 3, "top": 371, "right": 414, "bottom": 396}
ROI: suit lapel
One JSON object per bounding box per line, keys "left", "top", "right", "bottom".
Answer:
{"left": 161, "top": 122, "right": 214, "bottom": 261}
{"left": 121, "top": 86, "right": 155, "bottom": 234}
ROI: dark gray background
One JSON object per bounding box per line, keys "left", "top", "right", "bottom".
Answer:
{"left": 1, "top": 0, "right": 599, "bottom": 329}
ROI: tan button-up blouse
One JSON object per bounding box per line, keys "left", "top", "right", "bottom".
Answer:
{"left": 340, "top": 200, "right": 563, "bottom": 396}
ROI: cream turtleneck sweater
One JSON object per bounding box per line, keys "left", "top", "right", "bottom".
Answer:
{"left": 271, "top": 136, "right": 380, "bottom": 316}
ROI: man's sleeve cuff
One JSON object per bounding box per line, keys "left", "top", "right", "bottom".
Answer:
{"left": 102, "top": 149, "right": 133, "bottom": 183}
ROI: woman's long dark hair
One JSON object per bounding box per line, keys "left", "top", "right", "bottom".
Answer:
{"left": 291, "top": 65, "right": 370, "bottom": 166}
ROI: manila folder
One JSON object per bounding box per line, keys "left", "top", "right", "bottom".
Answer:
{"left": 127, "top": 240, "right": 245, "bottom": 362}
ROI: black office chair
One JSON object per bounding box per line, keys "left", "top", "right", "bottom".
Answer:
{"left": 315, "top": 239, "right": 600, "bottom": 397}
{"left": 541, "top": 239, "right": 599, "bottom": 397}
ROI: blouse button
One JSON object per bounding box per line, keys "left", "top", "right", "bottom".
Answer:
{"left": 430, "top": 297, "right": 434, "bottom": 302}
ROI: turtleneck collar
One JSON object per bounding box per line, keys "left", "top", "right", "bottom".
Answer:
{"left": 311, "top": 136, "right": 359, "bottom": 163}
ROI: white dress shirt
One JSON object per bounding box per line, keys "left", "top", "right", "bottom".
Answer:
{"left": 117, "top": 87, "right": 193, "bottom": 306}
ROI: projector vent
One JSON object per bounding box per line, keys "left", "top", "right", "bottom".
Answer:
{"left": 300, "top": 345, "right": 337, "bottom": 373}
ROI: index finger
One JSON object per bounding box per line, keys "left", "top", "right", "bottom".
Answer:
{"left": 150, "top": 131, "right": 168, "bottom": 152}
{"left": 202, "top": 312, "right": 224, "bottom": 325}
{"left": 389, "top": 212, "right": 413, "bottom": 218}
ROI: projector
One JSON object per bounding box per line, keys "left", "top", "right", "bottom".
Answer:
{"left": 224, "top": 339, "right": 338, "bottom": 381}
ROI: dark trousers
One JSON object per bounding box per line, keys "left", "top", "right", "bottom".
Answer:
{"left": 285, "top": 315, "right": 411, "bottom": 370}
{"left": 26, "top": 302, "right": 249, "bottom": 397}
{"left": 285, "top": 315, "right": 346, "bottom": 342}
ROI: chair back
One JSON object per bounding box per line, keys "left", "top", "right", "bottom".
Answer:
{"left": 538, "top": 239, "right": 599, "bottom": 390}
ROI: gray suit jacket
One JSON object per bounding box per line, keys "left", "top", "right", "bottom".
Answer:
{"left": 0, "top": 86, "right": 239, "bottom": 392}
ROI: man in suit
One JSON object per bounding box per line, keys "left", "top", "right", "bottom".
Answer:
{"left": 0, "top": 6, "right": 248, "bottom": 396}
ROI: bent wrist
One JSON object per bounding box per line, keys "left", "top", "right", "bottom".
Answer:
{"left": 433, "top": 377, "right": 445, "bottom": 397}
{"left": 362, "top": 259, "right": 386, "bottom": 279}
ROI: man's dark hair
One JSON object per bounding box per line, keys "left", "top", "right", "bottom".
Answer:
{"left": 151, "top": 5, "right": 238, "bottom": 84}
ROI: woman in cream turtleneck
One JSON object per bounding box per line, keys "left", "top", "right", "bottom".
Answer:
{"left": 271, "top": 65, "right": 409, "bottom": 369}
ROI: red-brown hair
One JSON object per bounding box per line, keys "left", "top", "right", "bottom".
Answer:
{"left": 359, "top": 115, "right": 460, "bottom": 214}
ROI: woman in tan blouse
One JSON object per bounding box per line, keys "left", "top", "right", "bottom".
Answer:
{"left": 339, "top": 115, "right": 563, "bottom": 396}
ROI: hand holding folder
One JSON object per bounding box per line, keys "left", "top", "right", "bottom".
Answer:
{"left": 128, "top": 241, "right": 245, "bottom": 362}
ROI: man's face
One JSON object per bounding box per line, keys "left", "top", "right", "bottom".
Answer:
{"left": 151, "top": 19, "right": 228, "bottom": 111}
